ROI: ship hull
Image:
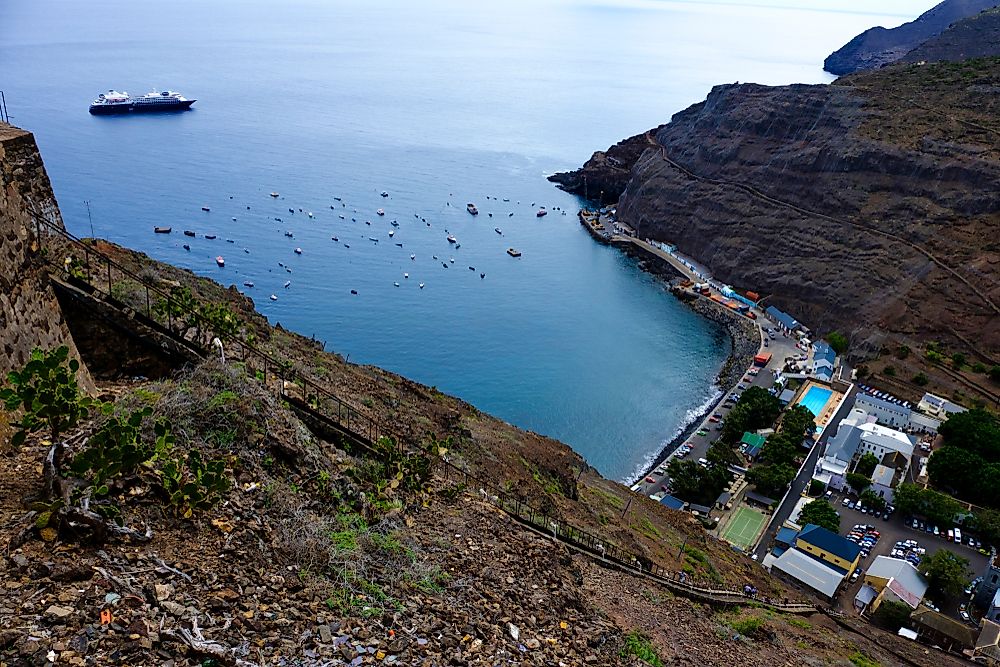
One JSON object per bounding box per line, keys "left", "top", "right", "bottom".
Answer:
{"left": 89, "top": 100, "right": 195, "bottom": 115}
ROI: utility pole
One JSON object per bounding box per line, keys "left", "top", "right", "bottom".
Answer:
{"left": 84, "top": 200, "right": 94, "bottom": 238}
{"left": 0, "top": 91, "right": 8, "bottom": 124}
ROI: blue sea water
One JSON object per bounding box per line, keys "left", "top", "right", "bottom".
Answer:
{"left": 0, "top": 0, "right": 916, "bottom": 481}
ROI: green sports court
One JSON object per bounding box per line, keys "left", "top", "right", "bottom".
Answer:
{"left": 721, "top": 506, "right": 767, "bottom": 551}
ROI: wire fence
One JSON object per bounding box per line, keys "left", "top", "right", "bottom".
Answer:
{"left": 27, "top": 207, "right": 816, "bottom": 614}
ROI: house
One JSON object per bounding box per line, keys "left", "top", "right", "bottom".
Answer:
{"left": 917, "top": 393, "right": 967, "bottom": 421}
{"left": 856, "top": 422, "right": 915, "bottom": 462}
{"left": 987, "top": 588, "right": 1000, "bottom": 624}
{"left": 770, "top": 546, "right": 847, "bottom": 599}
{"left": 977, "top": 549, "right": 1000, "bottom": 609}
{"left": 775, "top": 526, "right": 799, "bottom": 548}
{"left": 870, "top": 464, "right": 902, "bottom": 504}
{"left": 659, "top": 494, "right": 686, "bottom": 511}
{"left": 812, "top": 340, "right": 836, "bottom": 382}
{"left": 817, "top": 409, "right": 876, "bottom": 491}
{"left": 860, "top": 556, "right": 928, "bottom": 611}
{"left": 765, "top": 306, "right": 800, "bottom": 334}
{"left": 855, "top": 392, "right": 912, "bottom": 429}
{"left": 911, "top": 607, "right": 976, "bottom": 651}
{"left": 796, "top": 524, "right": 862, "bottom": 577}
{"left": 740, "top": 432, "right": 766, "bottom": 459}
{"left": 975, "top": 619, "right": 1000, "bottom": 665}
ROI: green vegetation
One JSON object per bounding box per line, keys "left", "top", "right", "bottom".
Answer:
{"left": 849, "top": 651, "right": 881, "bottom": 667}
{"left": 0, "top": 345, "right": 101, "bottom": 448}
{"left": 891, "top": 483, "right": 962, "bottom": 528}
{"left": 846, "top": 472, "right": 872, "bottom": 494}
{"left": 160, "top": 449, "right": 231, "bottom": 518}
{"left": 620, "top": 632, "right": 664, "bottom": 667}
{"left": 859, "top": 489, "right": 886, "bottom": 513}
{"left": 667, "top": 457, "right": 730, "bottom": 507}
{"left": 951, "top": 353, "right": 966, "bottom": 370}
{"left": 826, "top": 331, "right": 848, "bottom": 355}
{"left": 797, "top": 499, "right": 840, "bottom": 533}
{"left": 871, "top": 600, "right": 912, "bottom": 632}
{"left": 721, "top": 386, "right": 782, "bottom": 444}
{"left": 808, "top": 478, "right": 825, "bottom": 496}
{"left": 786, "top": 617, "right": 811, "bottom": 630}
{"left": 928, "top": 409, "right": 1000, "bottom": 508}
{"left": 918, "top": 549, "right": 970, "bottom": 600}
{"left": 746, "top": 404, "right": 815, "bottom": 498}
{"left": 729, "top": 616, "right": 765, "bottom": 637}
{"left": 69, "top": 407, "right": 172, "bottom": 494}
{"left": 912, "top": 373, "right": 929, "bottom": 387}
{"left": 855, "top": 452, "right": 878, "bottom": 477}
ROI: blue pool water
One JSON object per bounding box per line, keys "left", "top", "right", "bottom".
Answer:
{"left": 798, "top": 386, "right": 833, "bottom": 418}
{"left": 0, "top": 0, "right": 915, "bottom": 481}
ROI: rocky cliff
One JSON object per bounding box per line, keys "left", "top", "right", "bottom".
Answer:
{"left": 0, "top": 124, "right": 94, "bottom": 392}
{"left": 824, "top": 0, "right": 999, "bottom": 75}
{"left": 553, "top": 60, "right": 1000, "bottom": 371}
{"left": 902, "top": 6, "right": 1000, "bottom": 63}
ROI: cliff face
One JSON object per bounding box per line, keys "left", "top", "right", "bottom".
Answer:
{"left": 557, "top": 61, "right": 1000, "bottom": 363}
{"left": 902, "top": 6, "right": 1000, "bottom": 63}
{"left": 0, "top": 124, "right": 94, "bottom": 391}
{"left": 823, "top": 0, "right": 999, "bottom": 75}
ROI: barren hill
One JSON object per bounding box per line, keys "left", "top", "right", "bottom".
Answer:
{"left": 902, "top": 6, "right": 1000, "bottom": 63}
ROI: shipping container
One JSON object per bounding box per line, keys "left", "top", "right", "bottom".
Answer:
{"left": 745, "top": 291, "right": 760, "bottom": 302}
{"left": 753, "top": 352, "right": 772, "bottom": 366}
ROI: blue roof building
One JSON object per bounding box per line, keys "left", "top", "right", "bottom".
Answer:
{"left": 765, "top": 306, "right": 800, "bottom": 332}
{"left": 775, "top": 526, "right": 799, "bottom": 547}
{"left": 813, "top": 340, "right": 836, "bottom": 366}
{"left": 659, "top": 494, "right": 685, "bottom": 511}
{"left": 796, "top": 523, "right": 862, "bottom": 575}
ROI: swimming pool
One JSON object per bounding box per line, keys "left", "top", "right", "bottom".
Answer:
{"left": 798, "top": 385, "right": 833, "bottom": 418}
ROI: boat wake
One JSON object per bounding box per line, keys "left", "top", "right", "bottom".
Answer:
{"left": 622, "top": 384, "right": 724, "bottom": 486}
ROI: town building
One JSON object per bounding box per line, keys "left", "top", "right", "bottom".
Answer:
{"left": 975, "top": 549, "right": 1000, "bottom": 610}
{"left": 910, "top": 607, "right": 976, "bottom": 652}
{"left": 870, "top": 454, "right": 908, "bottom": 504}
{"left": 975, "top": 619, "right": 1000, "bottom": 665}
{"left": 795, "top": 524, "right": 863, "bottom": 577}
{"left": 740, "top": 431, "right": 766, "bottom": 460}
{"left": 855, "top": 392, "right": 912, "bottom": 429}
{"left": 766, "top": 523, "right": 861, "bottom": 599}
{"left": 811, "top": 340, "right": 836, "bottom": 382}
{"left": 917, "top": 392, "right": 967, "bottom": 420}
{"left": 856, "top": 422, "right": 915, "bottom": 461}
{"left": 988, "top": 589, "right": 1000, "bottom": 624}
{"left": 764, "top": 305, "right": 800, "bottom": 334}
{"left": 854, "top": 556, "right": 928, "bottom": 613}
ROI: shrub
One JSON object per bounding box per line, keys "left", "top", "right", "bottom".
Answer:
{"left": 160, "top": 449, "right": 231, "bottom": 518}
{"left": 620, "top": 632, "right": 664, "bottom": 667}
{"left": 913, "top": 373, "right": 929, "bottom": 386}
{"left": 730, "top": 616, "right": 765, "bottom": 637}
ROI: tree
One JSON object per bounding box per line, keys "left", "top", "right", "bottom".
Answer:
{"left": 871, "top": 600, "right": 913, "bottom": 632}
{"left": 720, "top": 386, "right": 782, "bottom": 444}
{"left": 968, "top": 508, "right": 1000, "bottom": 548}
{"left": 746, "top": 463, "right": 795, "bottom": 499}
{"left": 855, "top": 452, "right": 879, "bottom": 477}
{"left": 990, "top": 365, "right": 1000, "bottom": 383}
{"left": 895, "top": 345, "right": 911, "bottom": 360}
{"left": 913, "top": 373, "right": 929, "bottom": 387}
{"left": 808, "top": 479, "right": 825, "bottom": 497}
{"left": 667, "top": 459, "right": 729, "bottom": 507}
{"left": 951, "top": 353, "right": 966, "bottom": 370}
{"left": 859, "top": 489, "right": 886, "bottom": 513}
{"left": 758, "top": 432, "right": 799, "bottom": 467}
{"left": 891, "top": 483, "right": 924, "bottom": 517}
{"left": 826, "top": 331, "right": 848, "bottom": 355}
{"left": 798, "top": 499, "right": 840, "bottom": 533}
{"left": 918, "top": 549, "right": 971, "bottom": 600}
{"left": 846, "top": 472, "right": 872, "bottom": 494}
{"left": 938, "top": 409, "right": 1000, "bottom": 462}
{"left": 927, "top": 446, "right": 983, "bottom": 496}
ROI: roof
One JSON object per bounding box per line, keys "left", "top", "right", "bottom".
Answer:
{"left": 911, "top": 608, "right": 976, "bottom": 647}
{"left": 813, "top": 340, "right": 836, "bottom": 365}
{"left": 858, "top": 422, "right": 915, "bottom": 459}
{"left": 772, "top": 547, "right": 845, "bottom": 597}
{"left": 857, "top": 393, "right": 911, "bottom": 416}
{"left": 866, "top": 557, "right": 928, "bottom": 602}
{"left": 885, "top": 577, "right": 923, "bottom": 609}
{"left": 688, "top": 503, "right": 712, "bottom": 515}
{"left": 976, "top": 620, "right": 1000, "bottom": 660}
{"left": 716, "top": 491, "right": 732, "bottom": 505}
{"left": 741, "top": 432, "right": 767, "bottom": 448}
{"left": 765, "top": 306, "right": 799, "bottom": 331}
{"left": 745, "top": 490, "right": 777, "bottom": 507}
{"left": 871, "top": 464, "right": 896, "bottom": 488}
{"left": 779, "top": 388, "right": 796, "bottom": 404}
{"left": 797, "top": 524, "right": 862, "bottom": 563}
{"left": 898, "top": 628, "right": 919, "bottom": 640}
{"left": 855, "top": 583, "right": 877, "bottom": 606}
{"left": 775, "top": 527, "right": 799, "bottom": 545}
{"left": 815, "top": 367, "right": 834, "bottom": 382}
{"left": 659, "top": 494, "right": 685, "bottom": 511}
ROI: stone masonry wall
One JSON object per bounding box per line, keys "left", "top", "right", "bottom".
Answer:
{"left": 0, "top": 123, "right": 94, "bottom": 392}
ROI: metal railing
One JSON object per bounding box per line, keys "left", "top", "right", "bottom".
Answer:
{"left": 28, "top": 208, "right": 386, "bottom": 450}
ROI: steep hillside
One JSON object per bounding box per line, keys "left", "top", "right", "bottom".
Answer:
{"left": 824, "top": 0, "right": 999, "bottom": 75}
{"left": 902, "top": 6, "right": 1000, "bottom": 63}
{"left": 552, "top": 60, "right": 1000, "bottom": 388}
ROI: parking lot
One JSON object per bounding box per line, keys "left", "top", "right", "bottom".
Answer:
{"left": 830, "top": 490, "right": 988, "bottom": 619}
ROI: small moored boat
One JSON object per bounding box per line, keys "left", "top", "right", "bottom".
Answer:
{"left": 154, "top": 226, "right": 171, "bottom": 234}
{"left": 202, "top": 206, "right": 211, "bottom": 212}
{"left": 447, "top": 235, "right": 457, "bottom": 244}
{"left": 270, "top": 294, "right": 278, "bottom": 301}
{"left": 182, "top": 244, "right": 190, "bottom": 251}
{"left": 377, "top": 209, "right": 385, "bottom": 216}
{"left": 467, "top": 203, "right": 478, "bottom": 215}
{"left": 270, "top": 192, "right": 280, "bottom": 198}
{"left": 243, "top": 281, "right": 254, "bottom": 288}
{"left": 204, "top": 234, "right": 217, "bottom": 240}
{"left": 184, "top": 230, "right": 196, "bottom": 237}
{"left": 294, "top": 247, "right": 302, "bottom": 254}
{"left": 507, "top": 247, "right": 521, "bottom": 257}
{"left": 216, "top": 256, "right": 225, "bottom": 266}
{"left": 536, "top": 208, "right": 547, "bottom": 217}
{"left": 494, "top": 227, "right": 502, "bottom": 234}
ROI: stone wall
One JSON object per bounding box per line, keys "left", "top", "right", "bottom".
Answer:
{"left": 0, "top": 123, "right": 94, "bottom": 392}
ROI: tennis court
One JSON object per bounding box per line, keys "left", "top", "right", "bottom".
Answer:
{"left": 721, "top": 506, "right": 767, "bottom": 551}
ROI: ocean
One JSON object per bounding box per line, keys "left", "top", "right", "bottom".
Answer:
{"left": 0, "top": 0, "right": 916, "bottom": 481}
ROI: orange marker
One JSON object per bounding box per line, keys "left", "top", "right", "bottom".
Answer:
{"left": 100, "top": 609, "right": 112, "bottom": 624}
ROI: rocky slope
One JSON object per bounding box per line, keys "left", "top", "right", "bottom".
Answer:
{"left": 824, "top": 0, "right": 999, "bottom": 75}
{"left": 902, "top": 6, "right": 1000, "bottom": 63}
{"left": 552, "top": 60, "right": 1000, "bottom": 374}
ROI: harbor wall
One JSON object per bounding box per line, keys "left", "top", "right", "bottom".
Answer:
{"left": 0, "top": 123, "right": 95, "bottom": 392}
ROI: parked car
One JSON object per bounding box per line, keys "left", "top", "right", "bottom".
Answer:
{"left": 961, "top": 611, "right": 971, "bottom": 623}
{"left": 842, "top": 498, "right": 851, "bottom": 507}
{"left": 933, "top": 526, "right": 940, "bottom": 536}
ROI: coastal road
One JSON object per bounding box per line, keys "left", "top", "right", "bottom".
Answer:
{"left": 631, "top": 319, "right": 801, "bottom": 498}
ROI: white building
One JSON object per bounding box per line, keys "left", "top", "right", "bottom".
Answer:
{"left": 917, "top": 393, "right": 967, "bottom": 420}
{"left": 857, "top": 423, "right": 915, "bottom": 461}
{"left": 855, "top": 393, "right": 912, "bottom": 429}
{"left": 871, "top": 464, "right": 901, "bottom": 504}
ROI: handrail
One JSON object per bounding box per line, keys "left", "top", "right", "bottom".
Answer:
{"left": 26, "top": 207, "right": 388, "bottom": 451}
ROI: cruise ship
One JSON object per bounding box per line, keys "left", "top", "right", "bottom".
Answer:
{"left": 89, "top": 90, "right": 196, "bottom": 114}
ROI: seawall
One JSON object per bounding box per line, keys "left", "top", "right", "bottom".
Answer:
{"left": 0, "top": 123, "right": 94, "bottom": 392}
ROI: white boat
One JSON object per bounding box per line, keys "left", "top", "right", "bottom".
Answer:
{"left": 270, "top": 294, "right": 278, "bottom": 301}
{"left": 294, "top": 247, "right": 302, "bottom": 254}
{"left": 495, "top": 227, "right": 502, "bottom": 234}
{"left": 447, "top": 235, "right": 457, "bottom": 243}
{"left": 403, "top": 273, "right": 409, "bottom": 279}
{"left": 270, "top": 192, "right": 280, "bottom": 197}
{"left": 419, "top": 283, "right": 425, "bottom": 289}
{"left": 394, "top": 282, "right": 400, "bottom": 287}
{"left": 243, "top": 281, "right": 254, "bottom": 288}
{"left": 284, "top": 280, "right": 291, "bottom": 288}
{"left": 388, "top": 229, "right": 395, "bottom": 237}
{"left": 216, "top": 256, "right": 225, "bottom": 266}
{"left": 377, "top": 209, "right": 385, "bottom": 216}
{"left": 410, "top": 254, "right": 416, "bottom": 260}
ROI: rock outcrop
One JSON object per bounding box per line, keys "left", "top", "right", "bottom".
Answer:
{"left": 553, "top": 61, "right": 1000, "bottom": 365}
{"left": 901, "top": 6, "right": 1000, "bottom": 63}
{"left": 0, "top": 124, "right": 94, "bottom": 391}
{"left": 823, "top": 0, "right": 999, "bottom": 75}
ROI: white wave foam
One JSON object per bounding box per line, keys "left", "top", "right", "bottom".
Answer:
{"left": 622, "top": 384, "right": 724, "bottom": 485}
